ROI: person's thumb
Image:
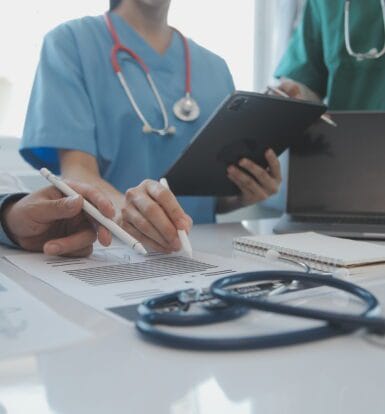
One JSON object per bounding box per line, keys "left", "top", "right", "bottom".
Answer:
{"left": 37, "top": 195, "right": 83, "bottom": 223}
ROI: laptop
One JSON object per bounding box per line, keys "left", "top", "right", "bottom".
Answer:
{"left": 274, "top": 112, "right": 385, "bottom": 240}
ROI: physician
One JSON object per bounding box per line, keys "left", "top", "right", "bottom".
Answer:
{"left": 20, "top": 0, "right": 281, "bottom": 253}
{"left": 275, "top": 0, "right": 385, "bottom": 109}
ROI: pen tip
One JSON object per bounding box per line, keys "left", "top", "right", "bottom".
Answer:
{"left": 137, "top": 245, "right": 148, "bottom": 255}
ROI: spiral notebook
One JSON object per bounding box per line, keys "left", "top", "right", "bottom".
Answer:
{"left": 233, "top": 232, "right": 385, "bottom": 274}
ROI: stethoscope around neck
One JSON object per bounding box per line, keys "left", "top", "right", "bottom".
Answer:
{"left": 104, "top": 13, "right": 200, "bottom": 136}
{"left": 344, "top": 0, "right": 385, "bottom": 61}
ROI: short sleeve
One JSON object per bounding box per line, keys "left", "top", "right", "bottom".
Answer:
{"left": 20, "top": 24, "right": 97, "bottom": 174}
{"left": 274, "top": 0, "right": 328, "bottom": 99}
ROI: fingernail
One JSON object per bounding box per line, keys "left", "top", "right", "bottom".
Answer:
{"left": 176, "top": 218, "right": 189, "bottom": 230}
{"left": 239, "top": 159, "right": 247, "bottom": 166}
{"left": 45, "top": 243, "right": 61, "bottom": 255}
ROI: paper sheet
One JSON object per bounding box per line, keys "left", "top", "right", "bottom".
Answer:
{"left": 0, "top": 272, "right": 89, "bottom": 360}
{"left": 6, "top": 247, "right": 256, "bottom": 323}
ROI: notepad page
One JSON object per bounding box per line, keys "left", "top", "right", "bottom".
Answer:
{"left": 233, "top": 232, "right": 385, "bottom": 267}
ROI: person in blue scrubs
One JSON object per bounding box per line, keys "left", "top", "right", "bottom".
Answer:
{"left": 21, "top": 0, "right": 282, "bottom": 253}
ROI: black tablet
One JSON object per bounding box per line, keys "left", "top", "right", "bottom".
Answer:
{"left": 164, "top": 91, "right": 327, "bottom": 196}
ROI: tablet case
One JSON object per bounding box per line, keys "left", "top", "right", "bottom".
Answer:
{"left": 164, "top": 91, "right": 326, "bottom": 196}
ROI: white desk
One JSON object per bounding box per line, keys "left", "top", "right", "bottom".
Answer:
{"left": 0, "top": 219, "right": 385, "bottom": 414}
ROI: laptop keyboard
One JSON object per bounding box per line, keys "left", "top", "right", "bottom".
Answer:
{"left": 293, "top": 215, "right": 385, "bottom": 225}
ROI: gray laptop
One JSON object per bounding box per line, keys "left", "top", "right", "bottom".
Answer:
{"left": 274, "top": 112, "right": 385, "bottom": 239}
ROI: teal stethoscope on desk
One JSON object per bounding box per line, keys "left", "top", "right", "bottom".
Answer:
{"left": 136, "top": 257, "right": 385, "bottom": 351}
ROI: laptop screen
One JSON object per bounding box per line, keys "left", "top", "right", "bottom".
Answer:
{"left": 287, "top": 112, "right": 385, "bottom": 216}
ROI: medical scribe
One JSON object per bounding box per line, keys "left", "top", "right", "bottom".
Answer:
{"left": 20, "top": 0, "right": 282, "bottom": 254}
{"left": 275, "top": 0, "right": 385, "bottom": 110}
{"left": 0, "top": 173, "right": 114, "bottom": 256}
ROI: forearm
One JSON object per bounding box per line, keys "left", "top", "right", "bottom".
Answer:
{"left": 59, "top": 150, "right": 125, "bottom": 212}
{"left": 64, "top": 166, "right": 124, "bottom": 210}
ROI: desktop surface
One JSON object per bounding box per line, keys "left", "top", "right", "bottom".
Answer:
{"left": 0, "top": 219, "right": 385, "bottom": 414}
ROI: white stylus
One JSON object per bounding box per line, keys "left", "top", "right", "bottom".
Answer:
{"left": 159, "top": 178, "right": 193, "bottom": 258}
{"left": 40, "top": 168, "right": 147, "bottom": 256}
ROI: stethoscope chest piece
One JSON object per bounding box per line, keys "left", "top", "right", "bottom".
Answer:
{"left": 173, "top": 94, "right": 200, "bottom": 122}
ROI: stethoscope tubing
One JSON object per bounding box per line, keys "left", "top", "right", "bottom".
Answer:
{"left": 211, "top": 271, "right": 385, "bottom": 335}
{"left": 104, "top": 12, "right": 197, "bottom": 135}
{"left": 136, "top": 319, "right": 352, "bottom": 351}
{"left": 138, "top": 290, "right": 249, "bottom": 326}
{"left": 344, "top": 0, "right": 385, "bottom": 60}
{"left": 136, "top": 270, "right": 385, "bottom": 351}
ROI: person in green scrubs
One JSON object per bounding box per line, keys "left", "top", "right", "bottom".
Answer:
{"left": 263, "top": 0, "right": 385, "bottom": 212}
{"left": 275, "top": 0, "right": 385, "bottom": 110}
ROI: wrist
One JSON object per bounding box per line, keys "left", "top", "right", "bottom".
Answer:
{"left": 0, "top": 193, "right": 28, "bottom": 246}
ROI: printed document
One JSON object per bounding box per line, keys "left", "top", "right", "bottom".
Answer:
{"left": 7, "top": 247, "right": 257, "bottom": 322}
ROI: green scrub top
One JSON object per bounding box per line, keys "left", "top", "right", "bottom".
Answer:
{"left": 275, "top": 0, "right": 385, "bottom": 110}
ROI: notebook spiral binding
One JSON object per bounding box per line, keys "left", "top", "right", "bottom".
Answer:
{"left": 233, "top": 239, "right": 343, "bottom": 272}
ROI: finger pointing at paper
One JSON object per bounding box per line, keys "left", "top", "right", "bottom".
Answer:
{"left": 227, "top": 148, "right": 282, "bottom": 206}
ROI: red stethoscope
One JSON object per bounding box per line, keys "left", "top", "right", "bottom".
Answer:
{"left": 104, "top": 13, "right": 200, "bottom": 136}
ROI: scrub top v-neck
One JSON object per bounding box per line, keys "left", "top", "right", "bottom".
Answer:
{"left": 275, "top": 0, "right": 385, "bottom": 110}
{"left": 21, "top": 13, "right": 235, "bottom": 223}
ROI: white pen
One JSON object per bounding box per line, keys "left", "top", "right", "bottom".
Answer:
{"left": 266, "top": 86, "right": 338, "bottom": 127}
{"left": 159, "top": 177, "right": 193, "bottom": 258}
{"left": 39, "top": 168, "right": 147, "bottom": 256}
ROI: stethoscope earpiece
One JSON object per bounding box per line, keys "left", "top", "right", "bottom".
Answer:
{"left": 142, "top": 124, "right": 176, "bottom": 135}
{"left": 142, "top": 124, "right": 152, "bottom": 134}
{"left": 167, "top": 126, "right": 176, "bottom": 135}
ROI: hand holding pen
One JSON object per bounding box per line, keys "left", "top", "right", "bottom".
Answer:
{"left": 40, "top": 168, "right": 147, "bottom": 255}
{"left": 4, "top": 180, "right": 115, "bottom": 256}
{"left": 120, "top": 179, "right": 193, "bottom": 255}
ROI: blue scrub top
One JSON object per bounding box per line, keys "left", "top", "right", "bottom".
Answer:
{"left": 21, "top": 13, "right": 235, "bottom": 223}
